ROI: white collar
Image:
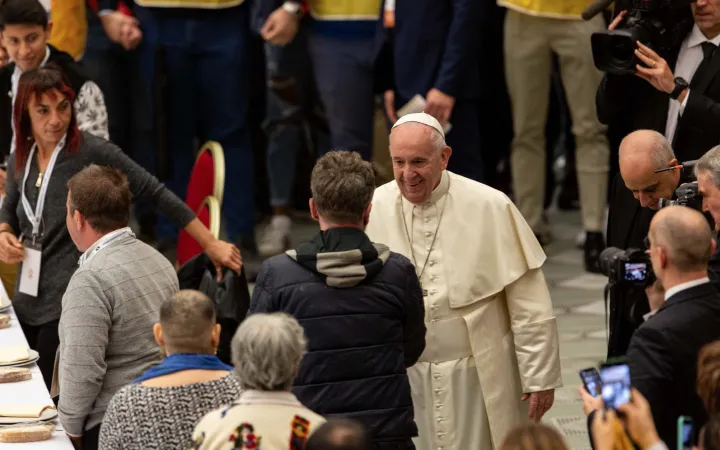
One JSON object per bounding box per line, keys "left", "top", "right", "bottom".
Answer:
{"left": 664, "top": 277, "right": 710, "bottom": 302}
{"left": 235, "top": 390, "right": 302, "bottom": 407}
{"left": 686, "top": 25, "right": 720, "bottom": 49}
{"left": 77, "top": 227, "right": 134, "bottom": 267}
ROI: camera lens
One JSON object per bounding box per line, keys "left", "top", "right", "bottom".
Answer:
{"left": 598, "top": 247, "right": 626, "bottom": 278}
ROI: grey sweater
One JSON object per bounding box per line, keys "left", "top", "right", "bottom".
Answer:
{"left": 58, "top": 232, "right": 179, "bottom": 436}
{"left": 0, "top": 132, "right": 195, "bottom": 326}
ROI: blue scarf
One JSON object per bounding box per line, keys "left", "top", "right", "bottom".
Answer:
{"left": 133, "top": 353, "right": 232, "bottom": 384}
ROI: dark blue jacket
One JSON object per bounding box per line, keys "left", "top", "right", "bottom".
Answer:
{"left": 249, "top": 228, "right": 426, "bottom": 443}
{"left": 377, "top": 0, "right": 483, "bottom": 101}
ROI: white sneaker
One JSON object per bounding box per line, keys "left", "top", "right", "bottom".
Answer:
{"left": 258, "top": 215, "right": 292, "bottom": 257}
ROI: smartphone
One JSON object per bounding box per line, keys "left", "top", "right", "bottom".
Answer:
{"left": 678, "top": 416, "right": 694, "bottom": 450}
{"left": 600, "top": 362, "right": 632, "bottom": 409}
{"left": 579, "top": 367, "right": 602, "bottom": 397}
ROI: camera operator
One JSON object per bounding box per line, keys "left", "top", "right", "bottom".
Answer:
{"left": 606, "top": 130, "right": 686, "bottom": 357}
{"left": 694, "top": 146, "right": 720, "bottom": 285}
{"left": 596, "top": 0, "right": 720, "bottom": 162}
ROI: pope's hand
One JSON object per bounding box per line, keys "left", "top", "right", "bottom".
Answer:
{"left": 522, "top": 389, "right": 554, "bottom": 422}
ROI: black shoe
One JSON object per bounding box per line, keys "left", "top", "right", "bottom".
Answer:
{"left": 584, "top": 231, "right": 605, "bottom": 274}
{"left": 237, "top": 235, "right": 264, "bottom": 283}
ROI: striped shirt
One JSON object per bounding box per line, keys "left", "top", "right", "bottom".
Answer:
{"left": 58, "top": 233, "right": 179, "bottom": 437}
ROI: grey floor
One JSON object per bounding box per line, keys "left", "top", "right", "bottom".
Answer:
{"left": 245, "top": 207, "right": 604, "bottom": 449}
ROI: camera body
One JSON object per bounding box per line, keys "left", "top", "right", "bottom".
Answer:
{"left": 591, "top": 0, "right": 693, "bottom": 73}
{"left": 599, "top": 246, "right": 656, "bottom": 287}
{"left": 658, "top": 181, "right": 701, "bottom": 209}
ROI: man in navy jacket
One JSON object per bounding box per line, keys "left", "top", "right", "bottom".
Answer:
{"left": 379, "top": 0, "right": 484, "bottom": 182}
{"left": 249, "top": 150, "right": 426, "bottom": 449}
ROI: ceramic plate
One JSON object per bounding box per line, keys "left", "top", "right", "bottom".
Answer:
{"left": 0, "top": 350, "right": 39, "bottom": 367}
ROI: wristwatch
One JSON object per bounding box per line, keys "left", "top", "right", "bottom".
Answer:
{"left": 282, "top": 1, "right": 301, "bottom": 15}
{"left": 670, "top": 77, "right": 689, "bottom": 100}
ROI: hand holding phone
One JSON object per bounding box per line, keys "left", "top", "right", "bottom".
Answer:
{"left": 600, "top": 362, "right": 632, "bottom": 409}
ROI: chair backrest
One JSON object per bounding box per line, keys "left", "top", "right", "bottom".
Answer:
{"left": 176, "top": 196, "right": 221, "bottom": 267}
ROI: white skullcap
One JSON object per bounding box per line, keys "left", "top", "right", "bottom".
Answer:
{"left": 392, "top": 112, "right": 445, "bottom": 138}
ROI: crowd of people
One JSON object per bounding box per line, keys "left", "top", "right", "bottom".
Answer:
{"left": 2, "top": 0, "right": 720, "bottom": 449}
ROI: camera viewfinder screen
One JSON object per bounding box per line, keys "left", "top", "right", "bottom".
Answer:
{"left": 624, "top": 263, "right": 647, "bottom": 281}
{"left": 600, "top": 364, "right": 631, "bottom": 409}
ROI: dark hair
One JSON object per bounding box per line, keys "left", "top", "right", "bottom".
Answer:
{"left": 0, "top": 0, "right": 48, "bottom": 30}
{"left": 14, "top": 65, "right": 82, "bottom": 177}
{"left": 310, "top": 151, "right": 375, "bottom": 224}
{"left": 306, "top": 419, "right": 371, "bottom": 450}
{"left": 67, "top": 165, "right": 131, "bottom": 234}
{"left": 159, "top": 290, "right": 217, "bottom": 354}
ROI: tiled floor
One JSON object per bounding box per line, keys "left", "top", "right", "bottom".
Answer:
{"left": 250, "top": 207, "right": 604, "bottom": 449}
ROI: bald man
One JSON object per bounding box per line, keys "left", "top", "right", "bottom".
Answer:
{"left": 605, "top": 130, "right": 690, "bottom": 358}
{"left": 626, "top": 206, "right": 720, "bottom": 448}
{"left": 366, "top": 113, "right": 562, "bottom": 450}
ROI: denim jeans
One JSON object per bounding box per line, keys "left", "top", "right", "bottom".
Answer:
{"left": 264, "top": 24, "right": 329, "bottom": 208}
{"left": 150, "top": 5, "right": 254, "bottom": 241}
{"left": 308, "top": 32, "right": 376, "bottom": 161}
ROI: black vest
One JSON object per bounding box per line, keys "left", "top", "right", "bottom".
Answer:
{"left": 0, "top": 45, "right": 89, "bottom": 160}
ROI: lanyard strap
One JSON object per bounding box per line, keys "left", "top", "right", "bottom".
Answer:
{"left": 21, "top": 136, "right": 66, "bottom": 238}
{"left": 79, "top": 228, "right": 134, "bottom": 267}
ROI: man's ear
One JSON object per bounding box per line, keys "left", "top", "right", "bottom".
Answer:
{"left": 45, "top": 22, "right": 53, "bottom": 41}
{"left": 363, "top": 203, "right": 372, "bottom": 228}
{"left": 73, "top": 209, "right": 84, "bottom": 232}
{"left": 309, "top": 198, "right": 319, "bottom": 222}
{"left": 669, "top": 158, "right": 679, "bottom": 167}
{"left": 211, "top": 323, "right": 221, "bottom": 351}
{"left": 153, "top": 323, "right": 164, "bottom": 348}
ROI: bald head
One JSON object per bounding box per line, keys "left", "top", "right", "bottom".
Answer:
{"left": 619, "top": 130, "right": 675, "bottom": 171}
{"left": 159, "top": 290, "right": 217, "bottom": 354}
{"left": 650, "top": 206, "right": 713, "bottom": 272}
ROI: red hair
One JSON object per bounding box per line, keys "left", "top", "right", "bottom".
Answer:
{"left": 13, "top": 64, "right": 82, "bottom": 177}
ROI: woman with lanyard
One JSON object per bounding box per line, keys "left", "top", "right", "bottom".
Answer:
{"left": 0, "top": 65, "right": 242, "bottom": 388}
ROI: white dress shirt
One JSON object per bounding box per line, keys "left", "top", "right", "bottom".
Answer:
{"left": 665, "top": 25, "right": 720, "bottom": 144}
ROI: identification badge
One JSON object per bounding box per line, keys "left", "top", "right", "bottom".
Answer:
{"left": 19, "top": 241, "right": 41, "bottom": 297}
{"left": 384, "top": 0, "right": 395, "bottom": 28}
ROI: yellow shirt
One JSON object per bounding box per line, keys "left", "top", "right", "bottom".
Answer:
{"left": 308, "top": 0, "right": 381, "bottom": 21}
{"left": 48, "top": 0, "right": 87, "bottom": 60}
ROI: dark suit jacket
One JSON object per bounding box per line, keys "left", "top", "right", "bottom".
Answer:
{"left": 606, "top": 173, "right": 657, "bottom": 357}
{"left": 597, "top": 21, "right": 720, "bottom": 162}
{"left": 627, "top": 282, "right": 720, "bottom": 447}
{"left": 376, "top": 0, "right": 482, "bottom": 101}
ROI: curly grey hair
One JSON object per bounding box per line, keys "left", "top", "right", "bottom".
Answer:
{"left": 695, "top": 145, "right": 720, "bottom": 188}
{"left": 231, "top": 313, "right": 308, "bottom": 391}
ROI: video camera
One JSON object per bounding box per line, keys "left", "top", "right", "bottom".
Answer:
{"left": 658, "top": 181, "right": 701, "bottom": 209}
{"left": 582, "top": 0, "right": 694, "bottom": 74}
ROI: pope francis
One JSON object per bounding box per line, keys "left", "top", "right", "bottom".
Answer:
{"left": 365, "top": 113, "right": 563, "bottom": 449}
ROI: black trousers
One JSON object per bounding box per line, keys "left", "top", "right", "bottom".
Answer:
{"left": 83, "top": 424, "right": 101, "bottom": 450}
{"left": 19, "top": 319, "right": 59, "bottom": 391}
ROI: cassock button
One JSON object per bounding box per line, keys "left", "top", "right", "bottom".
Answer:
{"left": 430, "top": 304, "right": 437, "bottom": 310}
{"left": 423, "top": 203, "right": 430, "bottom": 210}
{"left": 429, "top": 260, "right": 436, "bottom": 266}
{"left": 436, "top": 417, "right": 444, "bottom": 424}
{"left": 435, "top": 402, "right": 442, "bottom": 409}
{"left": 434, "top": 388, "right": 442, "bottom": 394}
{"left": 431, "top": 275, "right": 438, "bottom": 281}
{"left": 425, "top": 231, "right": 433, "bottom": 237}
{"left": 424, "top": 217, "right": 430, "bottom": 223}
{"left": 426, "top": 246, "right": 432, "bottom": 251}
{"left": 433, "top": 373, "right": 441, "bottom": 379}
{"left": 438, "top": 447, "right": 445, "bottom": 450}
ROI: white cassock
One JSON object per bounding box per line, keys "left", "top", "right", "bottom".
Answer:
{"left": 365, "top": 171, "right": 563, "bottom": 450}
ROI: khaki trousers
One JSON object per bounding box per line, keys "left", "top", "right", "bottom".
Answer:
{"left": 505, "top": 10, "right": 609, "bottom": 232}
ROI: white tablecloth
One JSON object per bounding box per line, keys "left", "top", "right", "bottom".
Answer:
{"left": 0, "top": 306, "right": 73, "bottom": 449}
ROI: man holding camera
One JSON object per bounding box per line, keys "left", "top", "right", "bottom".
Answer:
{"left": 597, "top": 0, "right": 720, "bottom": 163}
{"left": 605, "top": 130, "right": 687, "bottom": 357}
{"left": 694, "top": 146, "right": 720, "bottom": 286}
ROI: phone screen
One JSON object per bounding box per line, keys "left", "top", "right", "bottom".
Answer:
{"left": 600, "top": 363, "right": 632, "bottom": 409}
{"left": 624, "top": 263, "right": 647, "bottom": 281}
{"left": 579, "top": 368, "right": 602, "bottom": 397}
{"left": 678, "top": 416, "right": 694, "bottom": 450}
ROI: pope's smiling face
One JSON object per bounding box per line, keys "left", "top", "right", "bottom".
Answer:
{"left": 389, "top": 123, "right": 451, "bottom": 205}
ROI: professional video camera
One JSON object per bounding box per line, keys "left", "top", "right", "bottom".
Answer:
{"left": 598, "top": 246, "right": 655, "bottom": 288}
{"left": 582, "top": 0, "right": 694, "bottom": 74}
